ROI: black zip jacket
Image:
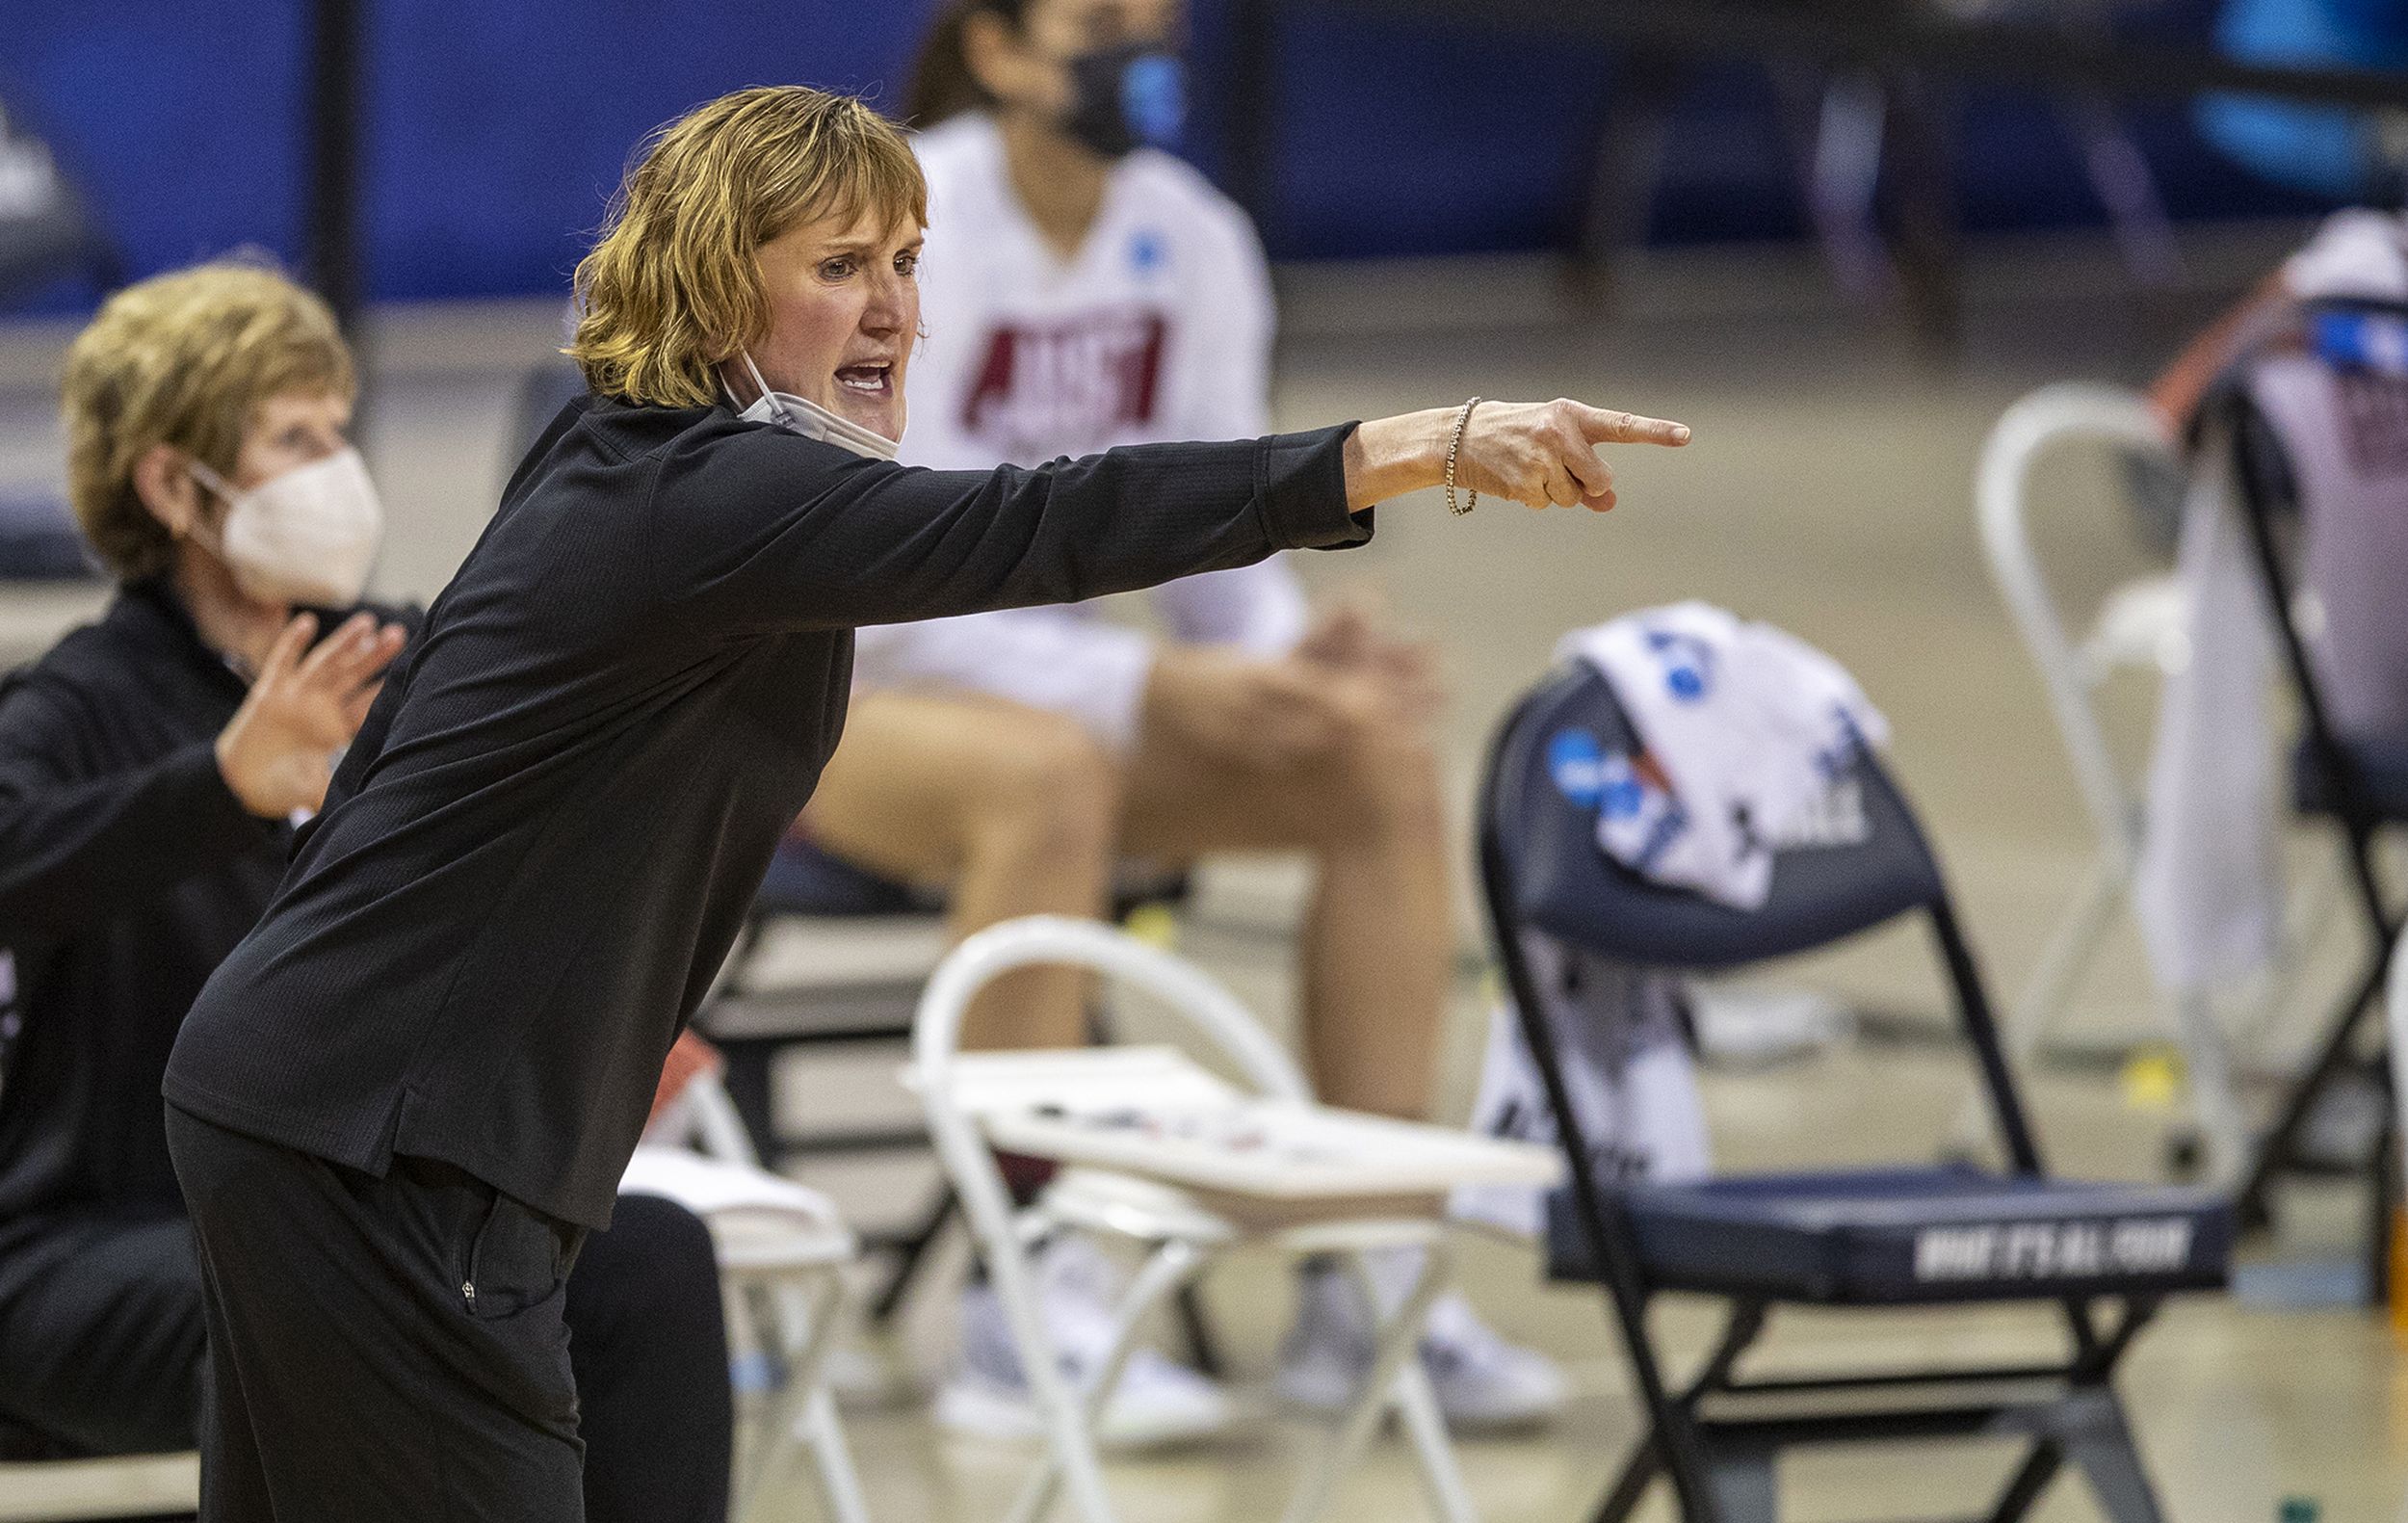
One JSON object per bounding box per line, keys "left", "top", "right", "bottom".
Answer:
{"left": 165, "top": 398, "right": 1372, "bottom": 1228}
{"left": 0, "top": 583, "right": 408, "bottom": 1221}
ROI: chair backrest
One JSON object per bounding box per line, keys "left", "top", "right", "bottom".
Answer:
{"left": 911, "top": 915, "right": 1309, "bottom": 1108}
{"left": 906, "top": 918, "right": 1312, "bottom": 1298}
{"left": 1975, "top": 382, "right": 2180, "bottom": 850}
{"left": 1480, "top": 663, "right": 1946, "bottom": 971}
{"left": 1479, "top": 661, "right": 2044, "bottom": 1178}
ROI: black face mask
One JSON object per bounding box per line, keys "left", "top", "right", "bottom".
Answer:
{"left": 1060, "top": 42, "right": 1186, "bottom": 160}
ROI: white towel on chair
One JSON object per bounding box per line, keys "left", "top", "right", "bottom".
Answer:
{"left": 2133, "top": 420, "right": 2287, "bottom": 994}
{"left": 1559, "top": 604, "right": 1890, "bottom": 910}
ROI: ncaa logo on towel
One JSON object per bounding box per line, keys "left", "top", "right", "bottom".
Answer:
{"left": 1130, "top": 229, "right": 1167, "bottom": 276}
{"left": 1643, "top": 628, "right": 1714, "bottom": 703}
{"left": 1546, "top": 729, "right": 1607, "bottom": 806}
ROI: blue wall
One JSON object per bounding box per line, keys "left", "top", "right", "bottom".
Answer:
{"left": 0, "top": 0, "right": 2342, "bottom": 311}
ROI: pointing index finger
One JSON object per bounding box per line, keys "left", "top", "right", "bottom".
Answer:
{"left": 1575, "top": 404, "right": 1690, "bottom": 447}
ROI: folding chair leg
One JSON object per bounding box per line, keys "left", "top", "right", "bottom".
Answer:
{"left": 1590, "top": 1435, "right": 1661, "bottom": 1523}
{"left": 1002, "top": 1239, "right": 1205, "bottom": 1523}
{"left": 2053, "top": 1390, "right": 2167, "bottom": 1523}
{"left": 868, "top": 1186, "right": 957, "bottom": 1324}
{"left": 1171, "top": 1281, "right": 1225, "bottom": 1378}
{"left": 727, "top": 1282, "right": 781, "bottom": 1523}
{"left": 1703, "top": 1436, "right": 1778, "bottom": 1523}
{"left": 736, "top": 1271, "right": 855, "bottom": 1523}
{"left": 801, "top": 1387, "right": 871, "bottom": 1523}
{"left": 2238, "top": 949, "right": 2390, "bottom": 1221}
{"left": 2252, "top": 842, "right": 2349, "bottom": 1072}
{"left": 980, "top": 1228, "right": 1118, "bottom": 1523}
{"left": 1279, "top": 1248, "right": 1453, "bottom": 1523}
{"left": 1389, "top": 1363, "right": 1476, "bottom": 1523}
{"left": 1983, "top": 1440, "right": 2062, "bottom": 1523}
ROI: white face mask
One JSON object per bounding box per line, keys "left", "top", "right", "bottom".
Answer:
{"left": 187, "top": 446, "right": 384, "bottom": 608}
{"left": 725, "top": 351, "right": 899, "bottom": 460}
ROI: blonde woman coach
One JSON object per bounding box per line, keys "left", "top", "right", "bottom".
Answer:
{"left": 160, "top": 86, "right": 1685, "bottom": 1521}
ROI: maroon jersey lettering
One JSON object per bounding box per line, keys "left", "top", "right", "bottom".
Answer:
{"left": 961, "top": 308, "right": 1169, "bottom": 457}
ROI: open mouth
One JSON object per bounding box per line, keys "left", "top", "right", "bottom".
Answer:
{"left": 835, "top": 363, "right": 893, "bottom": 398}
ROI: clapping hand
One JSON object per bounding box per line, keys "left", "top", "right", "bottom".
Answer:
{"left": 215, "top": 611, "right": 408, "bottom": 819}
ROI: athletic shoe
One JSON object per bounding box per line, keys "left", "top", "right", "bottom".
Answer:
{"left": 933, "top": 1235, "right": 1241, "bottom": 1448}
{"left": 1274, "top": 1252, "right": 1570, "bottom": 1431}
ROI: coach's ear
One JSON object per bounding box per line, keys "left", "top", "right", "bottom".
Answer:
{"left": 133, "top": 443, "right": 208, "bottom": 538}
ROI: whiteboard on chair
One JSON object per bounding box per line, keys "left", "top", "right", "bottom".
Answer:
{"left": 950, "top": 1047, "right": 1564, "bottom": 1200}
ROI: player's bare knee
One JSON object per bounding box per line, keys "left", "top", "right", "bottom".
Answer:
{"left": 1306, "top": 703, "right": 1445, "bottom": 843}
{"left": 982, "top": 714, "right": 1121, "bottom": 854}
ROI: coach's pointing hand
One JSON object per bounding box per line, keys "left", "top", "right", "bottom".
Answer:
{"left": 216, "top": 611, "right": 408, "bottom": 819}
{"left": 1343, "top": 398, "right": 1689, "bottom": 513}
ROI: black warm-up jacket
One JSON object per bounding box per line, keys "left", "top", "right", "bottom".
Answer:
{"left": 0, "top": 582, "right": 412, "bottom": 1224}
{"left": 165, "top": 397, "right": 1374, "bottom": 1229}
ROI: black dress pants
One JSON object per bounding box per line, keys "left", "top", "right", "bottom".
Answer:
{"left": 0, "top": 1194, "right": 731, "bottom": 1522}
{"left": 169, "top": 1104, "right": 590, "bottom": 1523}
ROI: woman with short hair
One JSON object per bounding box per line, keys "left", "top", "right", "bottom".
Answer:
{"left": 161, "top": 86, "right": 1685, "bottom": 1520}
{"left": 802, "top": 0, "right": 1568, "bottom": 1440}
{"left": 0, "top": 260, "right": 734, "bottom": 1523}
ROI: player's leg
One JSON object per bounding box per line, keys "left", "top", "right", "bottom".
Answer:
{"left": 1117, "top": 668, "right": 1451, "bottom": 1119}
{"left": 803, "top": 689, "right": 1121, "bottom": 1051}
{"left": 1119, "top": 671, "right": 1567, "bottom": 1429}
{"left": 566, "top": 1193, "right": 730, "bottom": 1523}
{"left": 0, "top": 1210, "right": 207, "bottom": 1455}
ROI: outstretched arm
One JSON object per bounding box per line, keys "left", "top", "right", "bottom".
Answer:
{"left": 661, "top": 399, "right": 1689, "bottom": 637}
{"left": 1346, "top": 400, "right": 1689, "bottom": 513}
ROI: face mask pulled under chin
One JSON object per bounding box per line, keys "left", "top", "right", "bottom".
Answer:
{"left": 187, "top": 447, "right": 383, "bottom": 608}
{"left": 727, "top": 353, "right": 900, "bottom": 461}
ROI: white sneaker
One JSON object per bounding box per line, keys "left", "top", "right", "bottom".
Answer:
{"left": 1275, "top": 1253, "right": 1570, "bottom": 1431}
{"left": 934, "top": 1236, "right": 1241, "bottom": 1449}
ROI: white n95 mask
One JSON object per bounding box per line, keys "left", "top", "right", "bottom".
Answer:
{"left": 727, "top": 351, "right": 899, "bottom": 461}
{"left": 187, "top": 446, "right": 384, "bottom": 608}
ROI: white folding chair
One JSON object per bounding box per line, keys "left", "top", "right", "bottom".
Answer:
{"left": 1968, "top": 381, "right": 2338, "bottom": 1184}
{"left": 634, "top": 1069, "right": 871, "bottom": 1523}
{"left": 910, "top": 915, "right": 1561, "bottom": 1523}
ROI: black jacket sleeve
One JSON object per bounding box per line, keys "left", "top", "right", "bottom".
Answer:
{"left": 0, "top": 675, "right": 277, "bottom": 936}
{"left": 647, "top": 424, "right": 1371, "bottom": 637}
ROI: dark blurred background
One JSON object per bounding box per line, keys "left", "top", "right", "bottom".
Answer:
{"left": 0, "top": 0, "right": 2386, "bottom": 312}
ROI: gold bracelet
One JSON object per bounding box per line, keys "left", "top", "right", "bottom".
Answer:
{"left": 1444, "top": 397, "right": 1482, "bottom": 516}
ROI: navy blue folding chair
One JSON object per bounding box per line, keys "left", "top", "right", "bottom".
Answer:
{"left": 1479, "top": 663, "right": 2232, "bottom": 1523}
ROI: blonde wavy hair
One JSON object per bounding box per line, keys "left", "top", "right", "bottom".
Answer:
{"left": 567, "top": 86, "right": 928, "bottom": 408}
{"left": 60, "top": 259, "right": 353, "bottom": 582}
